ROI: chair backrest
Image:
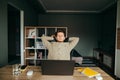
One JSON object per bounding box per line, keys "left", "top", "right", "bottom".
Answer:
{"left": 70, "top": 49, "right": 82, "bottom": 57}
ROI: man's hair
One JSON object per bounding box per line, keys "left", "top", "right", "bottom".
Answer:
{"left": 55, "top": 30, "right": 66, "bottom": 37}
{"left": 54, "top": 30, "right": 69, "bottom": 42}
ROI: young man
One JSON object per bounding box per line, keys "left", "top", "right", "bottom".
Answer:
{"left": 41, "top": 30, "right": 79, "bottom": 60}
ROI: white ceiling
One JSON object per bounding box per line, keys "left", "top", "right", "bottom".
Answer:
{"left": 37, "top": 0, "right": 116, "bottom": 13}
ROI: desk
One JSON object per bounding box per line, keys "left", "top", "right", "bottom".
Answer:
{"left": 0, "top": 65, "right": 114, "bottom": 80}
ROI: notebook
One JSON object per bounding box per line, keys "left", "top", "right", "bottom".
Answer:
{"left": 41, "top": 60, "right": 75, "bottom": 75}
{"left": 79, "top": 67, "right": 101, "bottom": 78}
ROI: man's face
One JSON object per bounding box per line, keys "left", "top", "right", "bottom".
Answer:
{"left": 56, "top": 32, "right": 65, "bottom": 42}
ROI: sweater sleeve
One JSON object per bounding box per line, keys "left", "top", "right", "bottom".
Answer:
{"left": 41, "top": 36, "right": 53, "bottom": 48}
{"left": 69, "top": 37, "right": 79, "bottom": 50}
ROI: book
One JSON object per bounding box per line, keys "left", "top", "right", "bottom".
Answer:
{"left": 81, "top": 67, "right": 101, "bottom": 78}
{"left": 36, "top": 42, "right": 46, "bottom": 49}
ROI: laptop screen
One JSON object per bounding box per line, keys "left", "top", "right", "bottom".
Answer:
{"left": 41, "top": 60, "right": 75, "bottom": 75}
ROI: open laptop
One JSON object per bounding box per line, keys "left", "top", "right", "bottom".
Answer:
{"left": 41, "top": 60, "right": 75, "bottom": 75}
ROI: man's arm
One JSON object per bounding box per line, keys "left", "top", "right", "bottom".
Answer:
{"left": 41, "top": 36, "right": 53, "bottom": 48}
{"left": 69, "top": 37, "right": 79, "bottom": 50}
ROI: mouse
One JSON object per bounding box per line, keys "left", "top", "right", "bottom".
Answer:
{"left": 27, "top": 70, "right": 33, "bottom": 76}
{"left": 95, "top": 75, "right": 103, "bottom": 80}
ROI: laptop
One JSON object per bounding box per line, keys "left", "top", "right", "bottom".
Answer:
{"left": 41, "top": 60, "right": 75, "bottom": 75}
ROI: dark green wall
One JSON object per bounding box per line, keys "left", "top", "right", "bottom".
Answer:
{"left": 0, "top": 0, "right": 8, "bottom": 66}
{"left": 38, "top": 5, "right": 116, "bottom": 56}
{"left": 0, "top": 0, "right": 116, "bottom": 66}
{"left": 38, "top": 14, "right": 102, "bottom": 56}
{"left": 8, "top": 0, "right": 38, "bottom": 25}
{"left": 101, "top": 5, "right": 117, "bottom": 53}
{"left": 0, "top": 0, "right": 38, "bottom": 66}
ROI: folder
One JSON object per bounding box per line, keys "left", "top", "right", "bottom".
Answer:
{"left": 79, "top": 67, "right": 101, "bottom": 78}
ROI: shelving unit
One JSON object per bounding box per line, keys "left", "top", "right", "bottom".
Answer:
{"left": 93, "top": 48, "right": 114, "bottom": 72}
{"left": 24, "top": 26, "right": 67, "bottom": 65}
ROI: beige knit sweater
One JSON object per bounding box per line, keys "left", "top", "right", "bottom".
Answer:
{"left": 41, "top": 36, "right": 79, "bottom": 60}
